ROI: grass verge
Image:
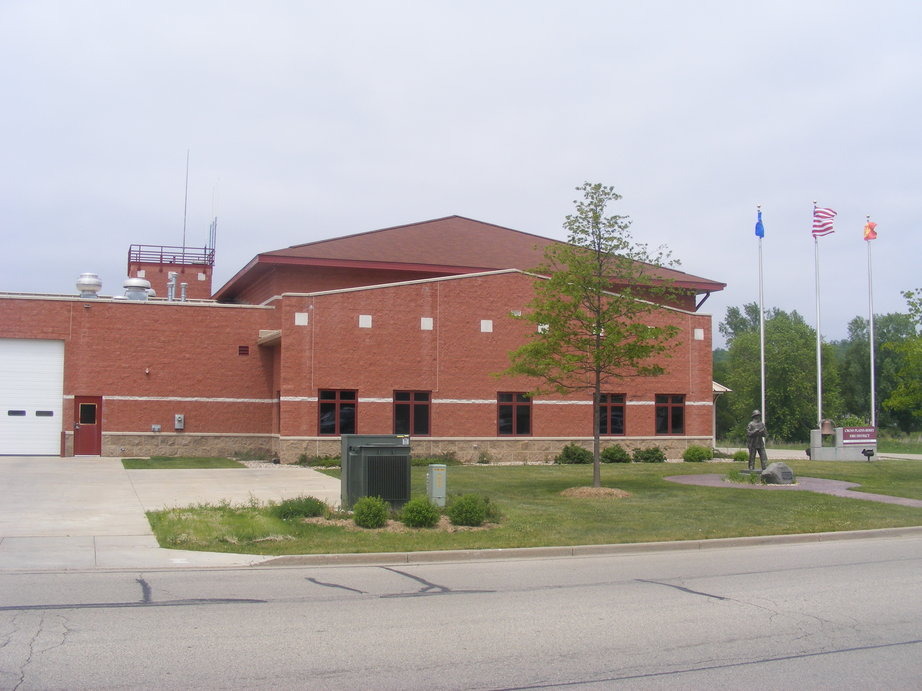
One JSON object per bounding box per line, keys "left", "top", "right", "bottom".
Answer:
{"left": 122, "top": 456, "right": 245, "bottom": 469}
{"left": 146, "top": 460, "right": 922, "bottom": 555}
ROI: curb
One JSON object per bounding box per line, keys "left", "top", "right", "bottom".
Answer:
{"left": 256, "top": 524, "right": 922, "bottom": 567}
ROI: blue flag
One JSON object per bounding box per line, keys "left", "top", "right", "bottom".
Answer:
{"left": 755, "top": 209, "right": 765, "bottom": 238}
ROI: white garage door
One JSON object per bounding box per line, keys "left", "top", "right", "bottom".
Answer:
{"left": 0, "top": 339, "right": 65, "bottom": 455}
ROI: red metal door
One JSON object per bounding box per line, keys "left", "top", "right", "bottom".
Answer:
{"left": 74, "top": 396, "right": 102, "bottom": 455}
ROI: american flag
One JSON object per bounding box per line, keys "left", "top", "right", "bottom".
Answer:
{"left": 812, "top": 206, "right": 837, "bottom": 237}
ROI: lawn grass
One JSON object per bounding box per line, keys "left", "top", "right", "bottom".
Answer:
{"left": 122, "top": 456, "right": 245, "bottom": 469}
{"left": 146, "top": 460, "right": 922, "bottom": 555}
{"left": 878, "top": 439, "right": 922, "bottom": 455}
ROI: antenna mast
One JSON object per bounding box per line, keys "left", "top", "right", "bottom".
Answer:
{"left": 182, "top": 149, "right": 190, "bottom": 250}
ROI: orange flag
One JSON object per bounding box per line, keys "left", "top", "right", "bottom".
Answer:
{"left": 863, "top": 221, "right": 878, "bottom": 241}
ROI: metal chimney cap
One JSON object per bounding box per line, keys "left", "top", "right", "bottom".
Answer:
{"left": 76, "top": 272, "right": 102, "bottom": 298}
{"left": 123, "top": 276, "right": 152, "bottom": 301}
{"left": 123, "top": 277, "right": 152, "bottom": 290}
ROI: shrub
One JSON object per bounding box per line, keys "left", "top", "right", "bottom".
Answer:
{"left": 601, "top": 444, "right": 631, "bottom": 463}
{"left": 682, "top": 445, "right": 713, "bottom": 462}
{"left": 732, "top": 450, "right": 749, "bottom": 463}
{"left": 412, "top": 452, "right": 462, "bottom": 467}
{"left": 555, "top": 443, "right": 593, "bottom": 464}
{"left": 297, "top": 454, "right": 341, "bottom": 467}
{"left": 352, "top": 496, "right": 389, "bottom": 528}
{"left": 476, "top": 450, "right": 493, "bottom": 464}
{"left": 447, "top": 494, "right": 488, "bottom": 527}
{"left": 270, "top": 496, "right": 327, "bottom": 520}
{"left": 400, "top": 497, "right": 441, "bottom": 528}
{"left": 632, "top": 446, "right": 666, "bottom": 463}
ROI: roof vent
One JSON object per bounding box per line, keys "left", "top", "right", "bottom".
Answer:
{"left": 76, "top": 273, "right": 102, "bottom": 298}
{"left": 124, "top": 277, "right": 152, "bottom": 301}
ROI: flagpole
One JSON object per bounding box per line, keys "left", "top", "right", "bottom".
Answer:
{"left": 814, "top": 202, "right": 823, "bottom": 429}
{"left": 867, "top": 215, "right": 876, "bottom": 428}
{"left": 757, "top": 205, "right": 766, "bottom": 423}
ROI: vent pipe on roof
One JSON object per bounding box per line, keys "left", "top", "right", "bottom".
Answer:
{"left": 180, "top": 282, "right": 188, "bottom": 302}
{"left": 124, "top": 277, "right": 152, "bottom": 301}
{"left": 76, "top": 273, "right": 102, "bottom": 298}
{"left": 167, "top": 272, "right": 178, "bottom": 301}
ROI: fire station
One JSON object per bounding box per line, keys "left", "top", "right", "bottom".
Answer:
{"left": 0, "top": 216, "right": 725, "bottom": 463}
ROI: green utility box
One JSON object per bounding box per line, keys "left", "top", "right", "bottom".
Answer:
{"left": 340, "top": 434, "right": 411, "bottom": 509}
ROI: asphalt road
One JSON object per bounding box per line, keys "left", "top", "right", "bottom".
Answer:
{"left": 2, "top": 534, "right": 920, "bottom": 689}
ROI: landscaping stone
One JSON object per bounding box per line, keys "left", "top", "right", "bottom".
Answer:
{"left": 761, "top": 462, "right": 795, "bottom": 485}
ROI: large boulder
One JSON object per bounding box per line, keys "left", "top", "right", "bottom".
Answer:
{"left": 761, "top": 462, "right": 795, "bottom": 485}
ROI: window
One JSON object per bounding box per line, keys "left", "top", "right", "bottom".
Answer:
{"left": 318, "top": 390, "right": 356, "bottom": 435}
{"left": 79, "top": 403, "right": 97, "bottom": 425}
{"left": 498, "top": 392, "right": 531, "bottom": 436}
{"left": 655, "top": 394, "right": 685, "bottom": 435}
{"left": 598, "top": 394, "right": 625, "bottom": 436}
{"left": 394, "top": 391, "right": 430, "bottom": 435}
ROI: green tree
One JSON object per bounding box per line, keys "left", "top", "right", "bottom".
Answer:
{"left": 834, "top": 313, "right": 916, "bottom": 432}
{"left": 718, "top": 303, "right": 761, "bottom": 342}
{"left": 717, "top": 304, "right": 841, "bottom": 442}
{"left": 883, "top": 289, "right": 922, "bottom": 430}
{"left": 504, "top": 182, "right": 679, "bottom": 487}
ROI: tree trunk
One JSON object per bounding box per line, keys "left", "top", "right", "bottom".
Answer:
{"left": 592, "top": 373, "right": 602, "bottom": 488}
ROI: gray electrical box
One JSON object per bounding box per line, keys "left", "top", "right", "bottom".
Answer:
{"left": 174, "top": 413, "right": 185, "bottom": 431}
{"left": 340, "top": 434, "right": 411, "bottom": 509}
{"left": 427, "top": 464, "right": 447, "bottom": 507}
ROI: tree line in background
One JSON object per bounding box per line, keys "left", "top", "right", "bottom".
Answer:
{"left": 714, "top": 288, "right": 922, "bottom": 443}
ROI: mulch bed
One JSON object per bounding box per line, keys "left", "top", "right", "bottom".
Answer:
{"left": 560, "top": 486, "right": 631, "bottom": 498}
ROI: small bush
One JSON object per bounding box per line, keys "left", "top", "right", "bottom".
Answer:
{"left": 412, "top": 453, "right": 462, "bottom": 467}
{"left": 297, "top": 454, "right": 341, "bottom": 467}
{"left": 732, "top": 450, "right": 749, "bottom": 463}
{"left": 353, "top": 496, "right": 389, "bottom": 528}
{"left": 682, "top": 445, "right": 713, "bottom": 462}
{"left": 555, "top": 443, "right": 593, "bottom": 464}
{"left": 601, "top": 444, "right": 631, "bottom": 463}
{"left": 632, "top": 446, "right": 666, "bottom": 463}
{"left": 400, "top": 497, "right": 441, "bottom": 528}
{"left": 476, "top": 450, "right": 493, "bottom": 464}
{"left": 270, "top": 496, "right": 328, "bottom": 520}
{"left": 447, "top": 494, "right": 488, "bottom": 527}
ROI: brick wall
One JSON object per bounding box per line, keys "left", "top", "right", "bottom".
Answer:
{"left": 273, "top": 270, "right": 715, "bottom": 461}
{"left": 0, "top": 295, "right": 276, "bottom": 456}
{"left": 1, "top": 267, "right": 716, "bottom": 463}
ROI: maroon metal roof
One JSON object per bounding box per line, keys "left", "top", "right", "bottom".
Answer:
{"left": 214, "top": 216, "right": 725, "bottom": 302}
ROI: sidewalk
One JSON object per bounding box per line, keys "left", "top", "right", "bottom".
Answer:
{"left": 0, "top": 456, "right": 340, "bottom": 570}
{"left": 718, "top": 447, "right": 922, "bottom": 462}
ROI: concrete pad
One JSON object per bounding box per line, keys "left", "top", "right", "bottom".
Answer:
{"left": 127, "top": 467, "right": 341, "bottom": 511}
{"left": 0, "top": 457, "right": 153, "bottom": 537}
{"left": 0, "top": 456, "right": 340, "bottom": 571}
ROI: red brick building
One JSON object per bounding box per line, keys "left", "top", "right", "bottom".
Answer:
{"left": 0, "top": 216, "right": 724, "bottom": 462}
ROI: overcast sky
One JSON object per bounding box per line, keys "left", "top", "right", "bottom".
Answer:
{"left": 2, "top": 1, "right": 919, "bottom": 348}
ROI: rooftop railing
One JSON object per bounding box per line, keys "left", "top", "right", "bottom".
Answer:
{"left": 128, "top": 244, "right": 215, "bottom": 267}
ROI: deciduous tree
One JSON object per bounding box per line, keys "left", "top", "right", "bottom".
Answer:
{"left": 717, "top": 304, "right": 841, "bottom": 442}
{"left": 504, "top": 183, "right": 679, "bottom": 487}
{"left": 883, "top": 289, "right": 922, "bottom": 430}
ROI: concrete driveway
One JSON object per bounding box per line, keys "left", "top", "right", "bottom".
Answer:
{"left": 0, "top": 456, "right": 341, "bottom": 571}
